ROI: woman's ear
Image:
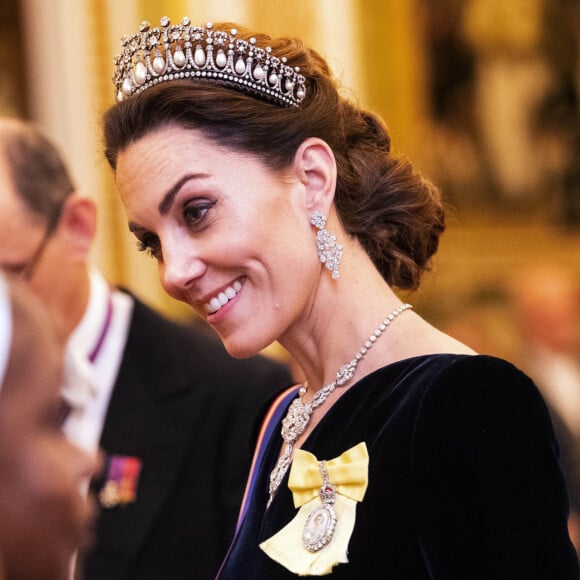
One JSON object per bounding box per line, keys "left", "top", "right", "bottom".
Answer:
{"left": 57, "top": 194, "right": 97, "bottom": 260}
{"left": 293, "top": 138, "right": 337, "bottom": 214}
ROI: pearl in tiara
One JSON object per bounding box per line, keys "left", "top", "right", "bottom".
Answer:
{"left": 113, "top": 16, "right": 307, "bottom": 108}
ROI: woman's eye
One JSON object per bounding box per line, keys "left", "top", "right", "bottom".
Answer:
{"left": 183, "top": 199, "right": 216, "bottom": 228}
{"left": 136, "top": 233, "right": 161, "bottom": 259}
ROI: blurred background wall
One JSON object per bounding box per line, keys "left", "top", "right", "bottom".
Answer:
{"left": 2, "top": 0, "right": 579, "bottom": 365}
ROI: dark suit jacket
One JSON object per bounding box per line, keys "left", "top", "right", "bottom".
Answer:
{"left": 80, "top": 294, "right": 293, "bottom": 580}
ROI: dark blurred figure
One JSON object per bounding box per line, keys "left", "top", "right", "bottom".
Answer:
{"left": 508, "top": 265, "right": 580, "bottom": 557}
{"left": 423, "top": 0, "right": 475, "bottom": 127}
{"left": 535, "top": 0, "right": 580, "bottom": 226}
{"left": 419, "top": 0, "right": 489, "bottom": 206}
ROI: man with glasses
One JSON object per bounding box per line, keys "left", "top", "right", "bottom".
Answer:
{"left": 0, "top": 118, "right": 293, "bottom": 579}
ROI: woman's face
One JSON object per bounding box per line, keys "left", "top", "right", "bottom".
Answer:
{"left": 0, "top": 293, "right": 96, "bottom": 579}
{"left": 116, "top": 124, "right": 319, "bottom": 357}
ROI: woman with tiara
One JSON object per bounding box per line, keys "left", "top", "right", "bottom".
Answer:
{"left": 102, "top": 17, "right": 578, "bottom": 578}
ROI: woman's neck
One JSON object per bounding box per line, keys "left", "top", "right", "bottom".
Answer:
{"left": 280, "top": 269, "right": 405, "bottom": 394}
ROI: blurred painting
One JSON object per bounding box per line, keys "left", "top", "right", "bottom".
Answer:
{"left": 420, "top": 0, "right": 580, "bottom": 227}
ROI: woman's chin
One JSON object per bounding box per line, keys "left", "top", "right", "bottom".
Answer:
{"left": 220, "top": 335, "right": 269, "bottom": 360}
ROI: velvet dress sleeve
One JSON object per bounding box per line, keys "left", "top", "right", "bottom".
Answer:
{"left": 411, "top": 355, "right": 579, "bottom": 579}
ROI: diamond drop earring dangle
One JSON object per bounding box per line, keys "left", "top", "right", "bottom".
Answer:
{"left": 311, "top": 210, "right": 343, "bottom": 280}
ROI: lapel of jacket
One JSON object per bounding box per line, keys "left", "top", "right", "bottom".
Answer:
{"left": 89, "top": 297, "right": 204, "bottom": 568}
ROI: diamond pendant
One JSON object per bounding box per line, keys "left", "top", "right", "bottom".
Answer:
{"left": 281, "top": 398, "right": 312, "bottom": 442}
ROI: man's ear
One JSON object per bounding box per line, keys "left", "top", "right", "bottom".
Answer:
{"left": 293, "top": 137, "right": 337, "bottom": 215}
{"left": 57, "top": 193, "right": 97, "bottom": 259}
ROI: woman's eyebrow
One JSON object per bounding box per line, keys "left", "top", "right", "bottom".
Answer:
{"left": 158, "top": 173, "right": 209, "bottom": 215}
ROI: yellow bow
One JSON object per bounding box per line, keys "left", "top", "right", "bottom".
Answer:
{"left": 260, "top": 442, "right": 370, "bottom": 575}
{"left": 288, "top": 442, "right": 369, "bottom": 508}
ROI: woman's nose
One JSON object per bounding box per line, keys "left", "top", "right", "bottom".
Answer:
{"left": 160, "top": 242, "right": 206, "bottom": 298}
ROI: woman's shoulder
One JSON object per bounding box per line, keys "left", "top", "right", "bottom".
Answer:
{"left": 420, "top": 353, "right": 537, "bottom": 397}
{"left": 400, "top": 354, "right": 552, "bottom": 443}
{"left": 363, "top": 353, "right": 544, "bottom": 422}
{"left": 385, "top": 351, "right": 533, "bottom": 384}
{"left": 369, "top": 352, "right": 530, "bottom": 388}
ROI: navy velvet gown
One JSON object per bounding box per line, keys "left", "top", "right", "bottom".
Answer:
{"left": 218, "top": 354, "right": 579, "bottom": 579}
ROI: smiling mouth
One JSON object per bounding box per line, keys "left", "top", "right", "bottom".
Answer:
{"left": 204, "top": 279, "right": 243, "bottom": 314}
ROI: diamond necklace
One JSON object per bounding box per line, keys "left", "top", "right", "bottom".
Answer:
{"left": 267, "top": 303, "right": 413, "bottom": 506}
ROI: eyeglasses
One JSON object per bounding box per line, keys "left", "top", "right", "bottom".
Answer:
{"left": 19, "top": 202, "right": 65, "bottom": 281}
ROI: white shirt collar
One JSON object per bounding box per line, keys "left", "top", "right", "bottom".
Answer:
{"left": 68, "top": 269, "right": 111, "bottom": 362}
{"left": 63, "top": 269, "right": 111, "bottom": 406}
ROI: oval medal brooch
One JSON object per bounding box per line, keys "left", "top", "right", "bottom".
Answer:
{"left": 302, "top": 462, "right": 337, "bottom": 552}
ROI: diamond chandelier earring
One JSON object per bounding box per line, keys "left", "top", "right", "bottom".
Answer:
{"left": 311, "top": 210, "right": 343, "bottom": 280}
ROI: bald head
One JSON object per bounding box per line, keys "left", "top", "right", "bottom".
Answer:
{"left": 0, "top": 118, "right": 75, "bottom": 228}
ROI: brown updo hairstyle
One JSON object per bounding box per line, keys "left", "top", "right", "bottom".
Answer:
{"left": 103, "top": 22, "right": 445, "bottom": 290}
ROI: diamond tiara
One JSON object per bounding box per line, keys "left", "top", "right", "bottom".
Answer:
{"left": 113, "top": 16, "right": 307, "bottom": 108}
